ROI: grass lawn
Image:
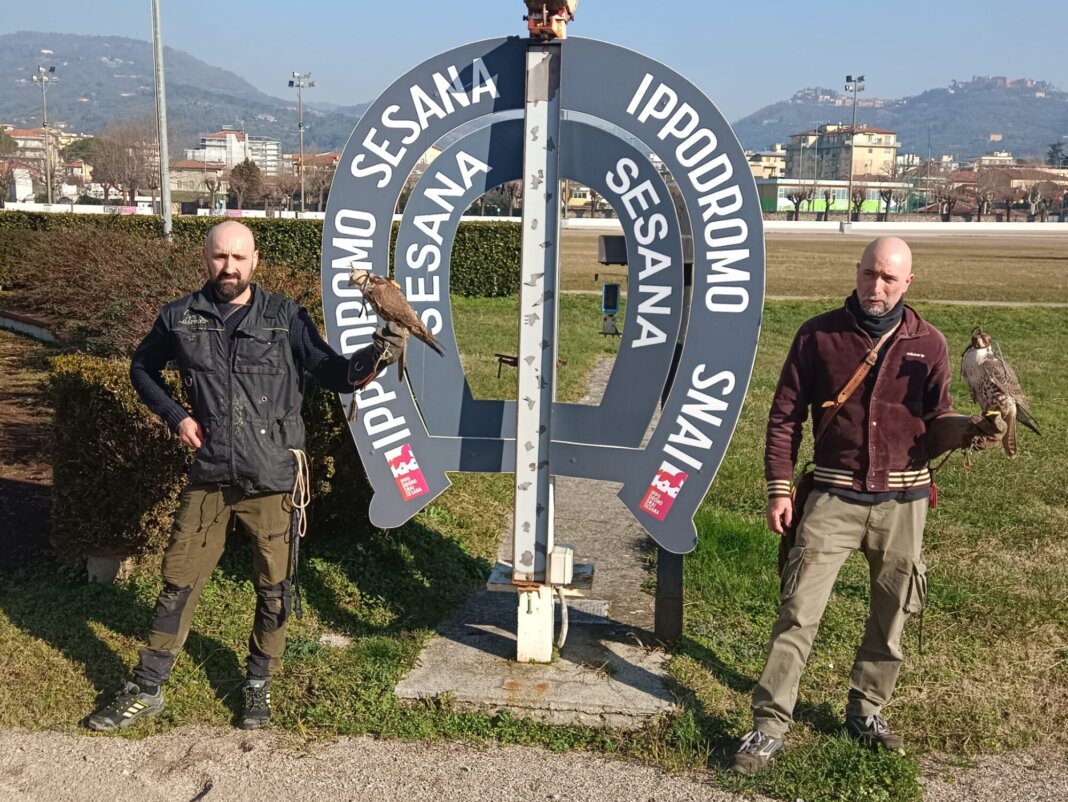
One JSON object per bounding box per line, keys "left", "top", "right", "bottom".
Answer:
{"left": 559, "top": 229, "right": 1068, "bottom": 302}
{"left": 1, "top": 284, "right": 1065, "bottom": 802}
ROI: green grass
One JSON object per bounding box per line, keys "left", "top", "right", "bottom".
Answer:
{"left": 559, "top": 229, "right": 1068, "bottom": 302}
{"left": 1, "top": 292, "right": 1065, "bottom": 802}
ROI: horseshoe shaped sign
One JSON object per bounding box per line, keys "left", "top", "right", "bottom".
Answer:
{"left": 323, "top": 37, "right": 765, "bottom": 555}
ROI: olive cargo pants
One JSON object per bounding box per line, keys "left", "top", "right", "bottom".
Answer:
{"left": 133, "top": 485, "right": 294, "bottom": 687}
{"left": 752, "top": 489, "right": 928, "bottom": 738}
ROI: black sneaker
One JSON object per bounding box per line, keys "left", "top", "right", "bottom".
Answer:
{"left": 239, "top": 680, "right": 271, "bottom": 729}
{"left": 846, "top": 714, "right": 905, "bottom": 754}
{"left": 86, "top": 681, "right": 164, "bottom": 731}
{"left": 732, "top": 729, "right": 785, "bottom": 775}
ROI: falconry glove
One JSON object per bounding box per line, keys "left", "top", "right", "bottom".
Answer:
{"left": 371, "top": 322, "right": 408, "bottom": 370}
{"left": 926, "top": 413, "right": 1006, "bottom": 459}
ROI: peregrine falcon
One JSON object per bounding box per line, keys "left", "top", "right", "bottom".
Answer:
{"left": 961, "top": 327, "right": 1041, "bottom": 457}
{"left": 349, "top": 269, "right": 445, "bottom": 377}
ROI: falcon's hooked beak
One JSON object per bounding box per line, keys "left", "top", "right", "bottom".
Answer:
{"left": 349, "top": 269, "right": 371, "bottom": 289}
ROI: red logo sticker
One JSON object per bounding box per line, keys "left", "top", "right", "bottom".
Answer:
{"left": 639, "top": 462, "right": 688, "bottom": 521}
{"left": 385, "top": 443, "right": 429, "bottom": 501}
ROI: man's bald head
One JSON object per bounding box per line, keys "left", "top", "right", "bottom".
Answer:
{"left": 204, "top": 221, "right": 259, "bottom": 303}
{"left": 205, "top": 220, "right": 256, "bottom": 254}
{"left": 855, "top": 236, "right": 913, "bottom": 317}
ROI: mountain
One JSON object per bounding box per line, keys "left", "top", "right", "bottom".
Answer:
{"left": 5, "top": 32, "right": 1067, "bottom": 163}
{"left": 731, "top": 77, "right": 1068, "bottom": 160}
{"left": 0, "top": 32, "right": 368, "bottom": 153}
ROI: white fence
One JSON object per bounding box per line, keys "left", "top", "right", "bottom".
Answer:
{"left": 5, "top": 203, "right": 1067, "bottom": 236}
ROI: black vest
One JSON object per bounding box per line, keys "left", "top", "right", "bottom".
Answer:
{"left": 161, "top": 283, "right": 303, "bottom": 494}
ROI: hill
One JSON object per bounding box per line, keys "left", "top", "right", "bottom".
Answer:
{"left": 0, "top": 32, "right": 367, "bottom": 153}
{"left": 731, "top": 76, "right": 1068, "bottom": 160}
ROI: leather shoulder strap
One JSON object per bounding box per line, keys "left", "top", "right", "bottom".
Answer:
{"left": 813, "top": 323, "right": 900, "bottom": 445}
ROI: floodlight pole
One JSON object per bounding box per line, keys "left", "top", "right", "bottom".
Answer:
{"left": 512, "top": 39, "right": 564, "bottom": 663}
{"left": 31, "top": 66, "right": 57, "bottom": 205}
{"left": 290, "top": 72, "right": 314, "bottom": 213}
{"left": 151, "top": 0, "right": 173, "bottom": 237}
{"left": 845, "top": 73, "right": 865, "bottom": 221}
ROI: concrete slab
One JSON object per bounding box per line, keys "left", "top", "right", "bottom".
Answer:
{"left": 395, "top": 358, "right": 677, "bottom": 730}
{"left": 394, "top": 590, "right": 677, "bottom": 730}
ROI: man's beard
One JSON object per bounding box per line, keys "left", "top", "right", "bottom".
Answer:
{"left": 212, "top": 273, "right": 251, "bottom": 302}
{"left": 860, "top": 300, "right": 889, "bottom": 317}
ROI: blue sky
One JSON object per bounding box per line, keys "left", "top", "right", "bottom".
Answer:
{"left": 3, "top": 1, "right": 1066, "bottom": 122}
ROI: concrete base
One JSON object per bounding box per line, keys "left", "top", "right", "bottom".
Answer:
{"left": 86, "top": 555, "right": 136, "bottom": 584}
{"left": 394, "top": 590, "right": 677, "bottom": 730}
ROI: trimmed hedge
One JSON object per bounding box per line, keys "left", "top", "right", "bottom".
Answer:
{"left": 46, "top": 354, "right": 375, "bottom": 562}
{"left": 0, "top": 211, "right": 520, "bottom": 297}
{"left": 47, "top": 354, "right": 190, "bottom": 559}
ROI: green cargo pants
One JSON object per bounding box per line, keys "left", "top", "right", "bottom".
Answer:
{"left": 133, "top": 485, "right": 294, "bottom": 687}
{"left": 752, "top": 489, "right": 928, "bottom": 738}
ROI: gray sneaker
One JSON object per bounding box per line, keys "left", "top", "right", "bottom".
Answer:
{"left": 846, "top": 714, "right": 905, "bottom": 754}
{"left": 732, "top": 729, "right": 785, "bottom": 775}
{"left": 86, "top": 681, "right": 164, "bottom": 731}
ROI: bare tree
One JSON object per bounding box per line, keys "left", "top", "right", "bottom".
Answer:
{"left": 503, "top": 179, "right": 524, "bottom": 216}
{"left": 785, "top": 183, "right": 813, "bottom": 220}
{"left": 92, "top": 118, "right": 157, "bottom": 205}
{"left": 204, "top": 173, "right": 221, "bottom": 208}
{"left": 973, "top": 169, "right": 1001, "bottom": 222}
{"left": 850, "top": 184, "right": 869, "bottom": 220}
{"left": 305, "top": 163, "right": 336, "bottom": 211}
{"left": 228, "top": 159, "right": 263, "bottom": 210}
{"left": 1025, "top": 180, "right": 1059, "bottom": 221}
{"left": 0, "top": 164, "right": 15, "bottom": 207}
{"left": 995, "top": 185, "right": 1022, "bottom": 222}
{"left": 274, "top": 172, "right": 299, "bottom": 211}
{"left": 819, "top": 187, "right": 834, "bottom": 221}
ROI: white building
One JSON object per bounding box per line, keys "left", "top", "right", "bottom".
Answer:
{"left": 185, "top": 126, "right": 281, "bottom": 175}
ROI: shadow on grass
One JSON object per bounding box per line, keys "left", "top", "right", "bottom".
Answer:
{"left": 293, "top": 519, "right": 494, "bottom": 638}
{"left": 0, "top": 550, "right": 245, "bottom": 723}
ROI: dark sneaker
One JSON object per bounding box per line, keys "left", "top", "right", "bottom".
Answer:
{"left": 86, "top": 682, "right": 164, "bottom": 731}
{"left": 239, "top": 680, "right": 271, "bottom": 729}
{"left": 732, "top": 729, "right": 785, "bottom": 775}
{"left": 846, "top": 714, "right": 905, "bottom": 754}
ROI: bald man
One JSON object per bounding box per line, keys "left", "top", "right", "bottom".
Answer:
{"left": 88, "top": 222, "right": 405, "bottom": 732}
{"left": 734, "top": 237, "right": 996, "bottom": 773}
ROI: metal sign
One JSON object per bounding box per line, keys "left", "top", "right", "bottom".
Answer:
{"left": 323, "top": 37, "right": 765, "bottom": 555}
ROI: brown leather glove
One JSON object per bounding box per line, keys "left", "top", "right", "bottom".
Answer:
{"left": 927, "top": 413, "right": 1006, "bottom": 458}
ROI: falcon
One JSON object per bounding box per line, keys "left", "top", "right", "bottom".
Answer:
{"left": 349, "top": 269, "right": 445, "bottom": 377}
{"left": 961, "top": 327, "right": 1041, "bottom": 457}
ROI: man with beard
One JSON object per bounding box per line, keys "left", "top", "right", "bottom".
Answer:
{"left": 88, "top": 221, "right": 404, "bottom": 731}
{"left": 733, "top": 237, "right": 999, "bottom": 774}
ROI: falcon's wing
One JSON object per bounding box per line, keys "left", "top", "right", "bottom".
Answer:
{"left": 987, "top": 355, "right": 1041, "bottom": 434}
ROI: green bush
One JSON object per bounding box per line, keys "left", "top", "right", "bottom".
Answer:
{"left": 46, "top": 353, "right": 375, "bottom": 563}
{"left": 0, "top": 211, "right": 520, "bottom": 297}
{"left": 46, "top": 354, "right": 190, "bottom": 559}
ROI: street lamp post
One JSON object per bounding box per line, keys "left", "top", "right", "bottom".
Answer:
{"left": 288, "top": 72, "right": 315, "bottom": 213}
{"left": 31, "top": 65, "right": 58, "bottom": 205}
{"left": 844, "top": 74, "right": 865, "bottom": 221}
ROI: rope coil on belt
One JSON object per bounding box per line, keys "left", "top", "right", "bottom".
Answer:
{"left": 288, "top": 449, "right": 311, "bottom": 619}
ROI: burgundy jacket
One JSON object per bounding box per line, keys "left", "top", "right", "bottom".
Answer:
{"left": 765, "top": 300, "right": 954, "bottom": 498}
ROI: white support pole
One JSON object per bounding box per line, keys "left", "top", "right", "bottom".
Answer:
{"left": 512, "top": 42, "right": 563, "bottom": 664}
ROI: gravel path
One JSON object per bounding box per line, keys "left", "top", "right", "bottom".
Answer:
{"left": 0, "top": 727, "right": 755, "bottom": 802}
